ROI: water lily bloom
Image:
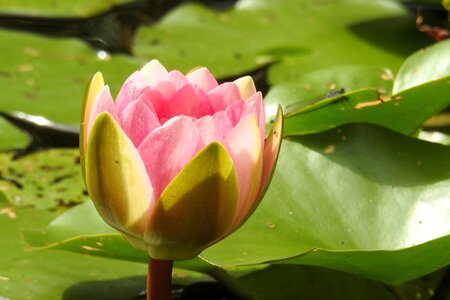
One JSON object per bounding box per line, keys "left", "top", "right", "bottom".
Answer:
{"left": 80, "top": 60, "right": 283, "bottom": 260}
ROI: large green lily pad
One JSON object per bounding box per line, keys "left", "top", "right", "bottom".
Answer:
{"left": 0, "top": 193, "right": 212, "bottom": 300}
{"left": 0, "top": 29, "right": 141, "bottom": 149}
{"left": 393, "top": 39, "right": 450, "bottom": 93}
{"left": 27, "top": 124, "right": 450, "bottom": 285}
{"left": 201, "top": 124, "right": 450, "bottom": 284}
{"left": 23, "top": 199, "right": 217, "bottom": 274}
{"left": 0, "top": 0, "right": 133, "bottom": 17}
{"left": 0, "top": 196, "right": 147, "bottom": 300}
{"left": 265, "top": 39, "right": 450, "bottom": 137}
{"left": 134, "top": 0, "right": 430, "bottom": 83}
{"left": 239, "top": 264, "right": 444, "bottom": 300}
{"left": 267, "top": 75, "right": 450, "bottom": 136}
{"left": 0, "top": 149, "right": 87, "bottom": 210}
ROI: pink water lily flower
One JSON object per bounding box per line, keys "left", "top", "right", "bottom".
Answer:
{"left": 80, "top": 60, "right": 283, "bottom": 260}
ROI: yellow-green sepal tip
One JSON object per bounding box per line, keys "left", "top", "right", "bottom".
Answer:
{"left": 145, "top": 141, "right": 239, "bottom": 260}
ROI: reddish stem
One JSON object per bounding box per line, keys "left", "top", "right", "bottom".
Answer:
{"left": 147, "top": 258, "right": 173, "bottom": 300}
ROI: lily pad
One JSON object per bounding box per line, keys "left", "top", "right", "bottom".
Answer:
{"left": 270, "top": 75, "right": 450, "bottom": 136}
{"left": 0, "top": 193, "right": 215, "bottom": 300}
{"left": 0, "top": 195, "right": 147, "bottom": 300}
{"left": 27, "top": 124, "right": 450, "bottom": 285}
{"left": 0, "top": 0, "right": 133, "bottom": 18}
{"left": 393, "top": 39, "right": 450, "bottom": 93}
{"left": 0, "top": 149, "right": 87, "bottom": 210}
{"left": 263, "top": 64, "right": 394, "bottom": 123}
{"left": 239, "top": 264, "right": 444, "bottom": 300}
{"left": 445, "top": 0, "right": 450, "bottom": 11}
{"left": 23, "top": 200, "right": 215, "bottom": 274}
{"left": 0, "top": 117, "right": 28, "bottom": 150}
{"left": 134, "top": 0, "right": 430, "bottom": 83}
{"left": 201, "top": 123, "right": 450, "bottom": 284}
{"left": 0, "top": 29, "right": 141, "bottom": 149}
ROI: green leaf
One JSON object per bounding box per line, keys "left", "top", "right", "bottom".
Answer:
{"left": 0, "top": 29, "right": 141, "bottom": 149}
{"left": 0, "top": 149, "right": 88, "bottom": 210}
{"left": 0, "top": 0, "right": 133, "bottom": 17}
{"left": 239, "top": 264, "right": 445, "bottom": 300}
{"left": 200, "top": 124, "right": 450, "bottom": 284}
{"left": 445, "top": 0, "right": 450, "bottom": 11}
{"left": 276, "top": 76, "right": 450, "bottom": 136}
{"left": 30, "top": 124, "right": 450, "bottom": 285}
{"left": 393, "top": 39, "right": 450, "bottom": 94}
{"left": 24, "top": 200, "right": 215, "bottom": 274}
{"left": 269, "top": 64, "right": 393, "bottom": 101}
{"left": 0, "top": 117, "right": 28, "bottom": 150}
{"left": 0, "top": 195, "right": 150, "bottom": 300}
{"left": 134, "top": 0, "right": 430, "bottom": 82}
{"left": 264, "top": 64, "right": 394, "bottom": 123}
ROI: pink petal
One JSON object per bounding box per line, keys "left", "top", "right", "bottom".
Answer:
{"left": 138, "top": 116, "right": 200, "bottom": 199}
{"left": 167, "top": 70, "right": 188, "bottom": 89}
{"left": 208, "top": 82, "right": 242, "bottom": 113}
{"left": 226, "top": 100, "right": 246, "bottom": 126}
{"left": 224, "top": 114, "right": 262, "bottom": 227}
{"left": 87, "top": 85, "right": 117, "bottom": 140}
{"left": 160, "top": 84, "right": 212, "bottom": 121}
{"left": 115, "top": 71, "right": 149, "bottom": 115}
{"left": 195, "top": 111, "right": 233, "bottom": 149}
{"left": 155, "top": 81, "right": 177, "bottom": 100}
{"left": 119, "top": 99, "right": 161, "bottom": 148}
{"left": 138, "top": 86, "right": 166, "bottom": 116}
{"left": 140, "top": 60, "right": 168, "bottom": 86}
{"left": 186, "top": 67, "right": 218, "bottom": 92}
{"left": 244, "top": 92, "right": 266, "bottom": 144}
{"left": 234, "top": 76, "right": 257, "bottom": 100}
{"left": 154, "top": 72, "right": 192, "bottom": 101}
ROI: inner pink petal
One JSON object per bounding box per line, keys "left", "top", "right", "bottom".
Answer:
{"left": 160, "top": 84, "right": 212, "bottom": 121}
{"left": 166, "top": 70, "right": 188, "bottom": 89}
{"left": 87, "top": 86, "right": 117, "bottom": 140}
{"left": 138, "top": 86, "right": 166, "bottom": 117}
{"left": 138, "top": 116, "right": 200, "bottom": 199}
{"left": 225, "top": 100, "right": 246, "bottom": 127}
{"left": 155, "top": 81, "right": 177, "bottom": 100}
{"left": 224, "top": 114, "right": 262, "bottom": 226}
{"left": 140, "top": 60, "right": 168, "bottom": 86}
{"left": 186, "top": 67, "right": 218, "bottom": 92}
{"left": 208, "top": 82, "right": 242, "bottom": 113}
{"left": 195, "top": 111, "right": 233, "bottom": 149}
{"left": 119, "top": 99, "right": 161, "bottom": 148}
{"left": 245, "top": 92, "right": 266, "bottom": 144}
{"left": 115, "top": 71, "right": 149, "bottom": 116}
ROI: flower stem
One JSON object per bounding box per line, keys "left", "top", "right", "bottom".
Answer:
{"left": 147, "top": 258, "right": 173, "bottom": 300}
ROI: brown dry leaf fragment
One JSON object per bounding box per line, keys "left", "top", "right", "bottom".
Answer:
{"left": 326, "top": 83, "right": 337, "bottom": 90}
{"left": 354, "top": 100, "right": 382, "bottom": 110}
{"left": 0, "top": 207, "right": 17, "bottom": 219}
{"left": 17, "top": 64, "right": 33, "bottom": 72}
{"left": 379, "top": 70, "right": 394, "bottom": 81}
{"left": 81, "top": 246, "right": 104, "bottom": 252}
{"left": 22, "top": 47, "right": 40, "bottom": 57}
{"left": 324, "top": 144, "right": 336, "bottom": 154}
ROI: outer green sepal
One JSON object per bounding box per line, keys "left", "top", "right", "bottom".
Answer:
{"left": 145, "top": 142, "right": 239, "bottom": 260}
{"left": 85, "top": 112, "right": 152, "bottom": 247}
{"left": 80, "top": 72, "right": 104, "bottom": 180}
{"left": 259, "top": 105, "right": 283, "bottom": 201}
